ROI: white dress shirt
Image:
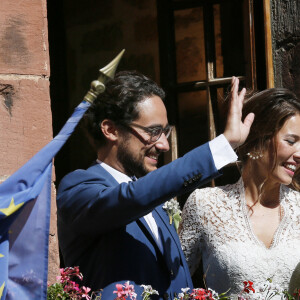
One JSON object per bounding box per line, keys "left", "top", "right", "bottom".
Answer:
{"left": 97, "top": 159, "right": 164, "bottom": 252}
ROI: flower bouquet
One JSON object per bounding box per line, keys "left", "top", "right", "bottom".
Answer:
{"left": 48, "top": 267, "right": 299, "bottom": 300}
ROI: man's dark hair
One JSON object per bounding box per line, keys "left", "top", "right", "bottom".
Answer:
{"left": 84, "top": 70, "right": 165, "bottom": 148}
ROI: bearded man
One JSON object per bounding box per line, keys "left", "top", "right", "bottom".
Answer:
{"left": 57, "top": 71, "right": 253, "bottom": 299}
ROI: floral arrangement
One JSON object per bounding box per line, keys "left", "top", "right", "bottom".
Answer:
{"left": 237, "top": 279, "right": 297, "bottom": 300}
{"left": 173, "top": 280, "right": 299, "bottom": 300}
{"left": 173, "top": 287, "right": 227, "bottom": 300}
{"left": 47, "top": 267, "right": 158, "bottom": 300}
{"left": 163, "top": 198, "right": 182, "bottom": 232}
{"left": 47, "top": 267, "right": 95, "bottom": 300}
{"left": 47, "top": 268, "right": 300, "bottom": 300}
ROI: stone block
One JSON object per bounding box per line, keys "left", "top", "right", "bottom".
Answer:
{"left": 0, "top": 0, "right": 49, "bottom": 76}
{"left": 0, "top": 77, "right": 52, "bottom": 175}
{"left": 274, "top": 42, "right": 300, "bottom": 98}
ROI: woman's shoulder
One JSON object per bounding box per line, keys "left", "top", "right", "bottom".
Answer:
{"left": 192, "top": 179, "right": 241, "bottom": 199}
{"left": 185, "top": 179, "right": 242, "bottom": 210}
{"left": 281, "top": 184, "right": 300, "bottom": 204}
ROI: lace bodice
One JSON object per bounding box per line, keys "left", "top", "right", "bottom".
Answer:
{"left": 179, "top": 178, "right": 300, "bottom": 296}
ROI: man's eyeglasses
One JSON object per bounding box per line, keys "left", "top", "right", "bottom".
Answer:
{"left": 124, "top": 123, "right": 173, "bottom": 143}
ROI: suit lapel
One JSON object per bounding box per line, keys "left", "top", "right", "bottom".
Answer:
{"left": 137, "top": 216, "right": 162, "bottom": 253}
{"left": 154, "top": 205, "right": 193, "bottom": 287}
{"left": 154, "top": 205, "right": 182, "bottom": 255}
{"left": 91, "top": 163, "right": 192, "bottom": 284}
{"left": 92, "top": 163, "right": 162, "bottom": 253}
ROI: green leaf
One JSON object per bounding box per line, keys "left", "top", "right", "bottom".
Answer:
{"left": 47, "top": 283, "right": 70, "bottom": 300}
{"left": 173, "top": 213, "right": 182, "bottom": 233}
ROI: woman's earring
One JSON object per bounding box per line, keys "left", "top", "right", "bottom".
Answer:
{"left": 247, "top": 152, "right": 263, "bottom": 160}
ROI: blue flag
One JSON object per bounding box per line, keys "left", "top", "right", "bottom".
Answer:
{"left": 0, "top": 101, "right": 91, "bottom": 299}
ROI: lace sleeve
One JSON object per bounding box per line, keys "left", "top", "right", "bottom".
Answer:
{"left": 179, "top": 189, "right": 204, "bottom": 275}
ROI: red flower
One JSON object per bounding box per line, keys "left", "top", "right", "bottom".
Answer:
{"left": 113, "top": 282, "right": 137, "bottom": 300}
{"left": 113, "top": 284, "right": 127, "bottom": 300}
{"left": 190, "top": 288, "right": 213, "bottom": 300}
{"left": 243, "top": 281, "right": 255, "bottom": 294}
{"left": 293, "top": 288, "right": 300, "bottom": 300}
{"left": 123, "top": 281, "right": 137, "bottom": 299}
{"left": 56, "top": 266, "right": 83, "bottom": 284}
{"left": 64, "top": 280, "right": 80, "bottom": 293}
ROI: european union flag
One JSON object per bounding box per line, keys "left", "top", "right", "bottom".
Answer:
{"left": 0, "top": 101, "right": 91, "bottom": 299}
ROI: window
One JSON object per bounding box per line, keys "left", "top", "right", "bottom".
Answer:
{"left": 157, "top": 0, "right": 272, "bottom": 185}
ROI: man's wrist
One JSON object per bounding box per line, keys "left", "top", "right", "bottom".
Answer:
{"left": 223, "top": 132, "right": 239, "bottom": 150}
{"left": 209, "top": 134, "right": 238, "bottom": 170}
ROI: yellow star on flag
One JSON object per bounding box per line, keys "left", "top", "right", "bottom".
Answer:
{"left": 0, "top": 254, "right": 3, "bottom": 258}
{"left": 0, "top": 282, "right": 5, "bottom": 298}
{"left": 0, "top": 198, "right": 24, "bottom": 217}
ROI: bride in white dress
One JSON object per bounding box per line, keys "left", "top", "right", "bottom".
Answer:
{"left": 179, "top": 82, "right": 300, "bottom": 296}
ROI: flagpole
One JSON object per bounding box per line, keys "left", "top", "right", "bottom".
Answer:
{"left": 84, "top": 49, "right": 125, "bottom": 103}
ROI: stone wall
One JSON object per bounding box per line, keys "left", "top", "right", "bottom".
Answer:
{"left": 0, "top": 0, "right": 58, "bottom": 283}
{"left": 271, "top": 0, "right": 300, "bottom": 187}
{"left": 271, "top": 0, "right": 300, "bottom": 97}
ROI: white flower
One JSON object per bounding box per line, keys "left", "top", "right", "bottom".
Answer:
{"left": 163, "top": 198, "right": 182, "bottom": 232}
{"left": 208, "top": 288, "right": 219, "bottom": 299}
{"left": 163, "top": 198, "right": 181, "bottom": 214}
{"left": 141, "top": 284, "right": 159, "bottom": 298}
{"left": 181, "top": 287, "right": 190, "bottom": 293}
{"left": 244, "top": 279, "right": 285, "bottom": 300}
{"left": 251, "top": 293, "right": 264, "bottom": 300}
{"left": 140, "top": 285, "right": 151, "bottom": 291}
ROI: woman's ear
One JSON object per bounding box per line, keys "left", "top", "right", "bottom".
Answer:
{"left": 100, "top": 119, "right": 118, "bottom": 141}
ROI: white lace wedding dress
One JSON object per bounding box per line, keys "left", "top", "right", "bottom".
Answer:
{"left": 179, "top": 178, "right": 300, "bottom": 296}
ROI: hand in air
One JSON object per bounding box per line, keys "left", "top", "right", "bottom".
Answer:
{"left": 223, "top": 76, "right": 255, "bottom": 149}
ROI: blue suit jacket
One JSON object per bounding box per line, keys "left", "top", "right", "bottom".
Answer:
{"left": 57, "top": 143, "right": 221, "bottom": 299}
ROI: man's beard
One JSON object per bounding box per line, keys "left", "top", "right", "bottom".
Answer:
{"left": 117, "top": 140, "right": 150, "bottom": 178}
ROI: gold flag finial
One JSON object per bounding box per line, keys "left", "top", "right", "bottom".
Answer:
{"left": 84, "top": 49, "right": 125, "bottom": 103}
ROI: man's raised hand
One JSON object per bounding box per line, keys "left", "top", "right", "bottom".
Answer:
{"left": 223, "top": 77, "right": 255, "bottom": 149}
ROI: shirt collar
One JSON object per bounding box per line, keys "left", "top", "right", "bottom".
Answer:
{"left": 96, "top": 159, "right": 132, "bottom": 184}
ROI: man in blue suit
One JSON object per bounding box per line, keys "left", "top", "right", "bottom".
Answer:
{"left": 57, "top": 72, "right": 253, "bottom": 299}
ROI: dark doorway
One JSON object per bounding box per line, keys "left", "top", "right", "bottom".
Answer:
{"left": 47, "top": 0, "right": 267, "bottom": 188}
